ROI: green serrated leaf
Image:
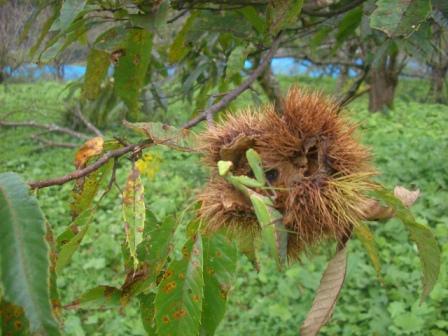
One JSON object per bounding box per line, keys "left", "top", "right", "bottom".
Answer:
{"left": 67, "top": 286, "right": 123, "bottom": 310}
{"left": 225, "top": 46, "right": 247, "bottom": 80}
{"left": 38, "top": 9, "right": 91, "bottom": 63}
{"left": 246, "top": 149, "right": 267, "bottom": 185}
{"left": 239, "top": 6, "right": 267, "bottom": 35}
{"left": 372, "top": 188, "right": 440, "bottom": 301}
{"left": 201, "top": 234, "right": 237, "bottom": 335}
{"left": 155, "top": 236, "right": 204, "bottom": 336}
{"left": 139, "top": 293, "right": 157, "bottom": 335}
{"left": 94, "top": 26, "right": 128, "bottom": 52}
{"left": 20, "top": 5, "right": 45, "bottom": 43}
{"left": 123, "top": 167, "right": 145, "bottom": 267}
{"left": 130, "top": 215, "right": 178, "bottom": 296}
{"left": 55, "top": 209, "right": 94, "bottom": 273}
{"left": 370, "top": 0, "right": 431, "bottom": 38}
{"left": 1, "top": 299, "right": 30, "bottom": 335}
{"left": 71, "top": 159, "right": 113, "bottom": 219}
{"left": 114, "top": 28, "right": 152, "bottom": 121}
{"left": 336, "top": 7, "right": 363, "bottom": 45}
{"left": 57, "top": 0, "right": 86, "bottom": 31}
{"left": 83, "top": 49, "right": 110, "bottom": 100}
{"left": 30, "top": 4, "right": 61, "bottom": 57}
{"left": 45, "top": 223, "right": 61, "bottom": 321}
{"left": 187, "top": 12, "right": 252, "bottom": 41}
{"left": 310, "top": 26, "right": 332, "bottom": 50}
{"left": 355, "top": 222, "right": 382, "bottom": 281}
{"left": 0, "top": 172, "right": 60, "bottom": 335}
{"left": 268, "top": 0, "right": 303, "bottom": 36}
{"left": 169, "top": 14, "right": 196, "bottom": 64}
{"left": 129, "top": 1, "right": 168, "bottom": 33}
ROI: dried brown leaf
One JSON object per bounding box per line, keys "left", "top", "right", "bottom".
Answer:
{"left": 394, "top": 186, "right": 420, "bottom": 208}
{"left": 362, "top": 185, "right": 420, "bottom": 220}
{"left": 300, "top": 245, "right": 347, "bottom": 336}
{"left": 74, "top": 137, "right": 104, "bottom": 169}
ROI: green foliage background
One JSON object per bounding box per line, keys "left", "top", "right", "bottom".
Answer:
{"left": 0, "top": 77, "right": 447, "bottom": 335}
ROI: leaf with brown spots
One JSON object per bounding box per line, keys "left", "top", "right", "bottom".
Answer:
{"left": 128, "top": 214, "right": 178, "bottom": 296}
{"left": 82, "top": 49, "right": 110, "bottom": 100}
{"left": 139, "top": 293, "right": 156, "bottom": 335}
{"left": 114, "top": 28, "right": 152, "bottom": 120}
{"left": 0, "top": 173, "right": 61, "bottom": 335}
{"left": 71, "top": 159, "right": 113, "bottom": 219}
{"left": 123, "top": 167, "right": 145, "bottom": 267}
{"left": 201, "top": 234, "right": 237, "bottom": 335}
{"left": 65, "top": 286, "right": 123, "bottom": 310}
{"left": 155, "top": 236, "right": 204, "bottom": 336}
{"left": 1, "top": 300, "right": 30, "bottom": 336}
{"left": 56, "top": 209, "right": 94, "bottom": 273}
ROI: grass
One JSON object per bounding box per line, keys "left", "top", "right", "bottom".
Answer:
{"left": 0, "top": 77, "right": 447, "bottom": 336}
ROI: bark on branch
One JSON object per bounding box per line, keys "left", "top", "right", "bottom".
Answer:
{"left": 28, "top": 140, "right": 152, "bottom": 189}
{"left": 181, "top": 35, "right": 282, "bottom": 129}
{"left": 302, "top": 0, "right": 366, "bottom": 17}
{"left": 0, "top": 120, "right": 90, "bottom": 140}
{"left": 73, "top": 105, "right": 103, "bottom": 137}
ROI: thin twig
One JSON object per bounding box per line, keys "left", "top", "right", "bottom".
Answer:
{"left": 337, "top": 66, "right": 370, "bottom": 108}
{"left": 181, "top": 35, "right": 282, "bottom": 129}
{"left": 31, "top": 135, "right": 77, "bottom": 149}
{"left": 302, "top": 0, "right": 366, "bottom": 17}
{"left": 0, "top": 120, "right": 90, "bottom": 139}
{"left": 73, "top": 105, "right": 103, "bottom": 137}
{"left": 166, "top": 9, "right": 188, "bottom": 24}
{"left": 28, "top": 140, "right": 153, "bottom": 189}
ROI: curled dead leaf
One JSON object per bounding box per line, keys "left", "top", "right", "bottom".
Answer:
{"left": 74, "top": 137, "right": 104, "bottom": 169}
{"left": 361, "top": 185, "right": 420, "bottom": 220}
{"left": 300, "top": 244, "right": 348, "bottom": 336}
{"left": 394, "top": 186, "right": 420, "bottom": 208}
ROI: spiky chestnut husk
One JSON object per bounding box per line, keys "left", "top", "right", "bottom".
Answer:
{"left": 198, "top": 87, "right": 376, "bottom": 258}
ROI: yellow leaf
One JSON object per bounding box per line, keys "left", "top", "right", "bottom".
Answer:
{"left": 74, "top": 137, "right": 104, "bottom": 169}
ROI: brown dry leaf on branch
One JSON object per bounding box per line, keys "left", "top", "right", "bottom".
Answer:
{"left": 361, "top": 185, "right": 420, "bottom": 220}
{"left": 300, "top": 244, "right": 348, "bottom": 336}
{"left": 74, "top": 137, "right": 104, "bottom": 169}
{"left": 394, "top": 185, "right": 420, "bottom": 207}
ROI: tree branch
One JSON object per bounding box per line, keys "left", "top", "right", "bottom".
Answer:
{"left": 181, "top": 35, "right": 282, "bottom": 129}
{"left": 337, "top": 66, "right": 370, "bottom": 108}
{"left": 0, "top": 120, "right": 90, "bottom": 139}
{"left": 28, "top": 140, "right": 153, "bottom": 189}
{"left": 300, "top": 55, "right": 365, "bottom": 70}
{"left": 31, "top": 135, "right": 77, "bottom": 149}
{"left": 73, "top": 105, "right": 103, "bottom": 137}
{"left": 302, "top": 0, "right": 366, "bottom": 17}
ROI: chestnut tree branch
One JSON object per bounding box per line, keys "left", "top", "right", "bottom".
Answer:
{"left": 0, "top": 120, "right": 90, "bottom": 140}
{"left": 31, "top": 135, "right": 78, "bottom": 149}
{"left": 302, "top": 0, "right": 366, "bottom": 17}
{"left": 73, "top": 105, "right": 103, "bottom": 137}
{"left": 28, "top": 140, "right": 153, "bottom": 189}
{"left": 181, "top": 35, "right": 282, "bottom": 129}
